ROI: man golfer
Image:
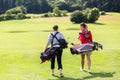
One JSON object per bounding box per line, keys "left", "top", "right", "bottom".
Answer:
{"left": 44, "top": 25, "right": 66, "bottom": 77}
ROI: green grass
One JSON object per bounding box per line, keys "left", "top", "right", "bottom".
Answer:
{"left": 0, "top": 12, "right": 120, "bottom": 80}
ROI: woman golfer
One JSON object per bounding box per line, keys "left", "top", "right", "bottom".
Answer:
{"left": 78, "top": 22, "right": 93, "bottom": 73}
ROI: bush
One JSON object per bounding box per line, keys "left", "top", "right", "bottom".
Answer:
{"left": 5, "top": 6, "right": 27, "bottom": 14}
{"left": 41, "top": 12, "right": 54, "bottom": 17}
{"left": 41, "top": 7, "right": 68, "bottom": 17}
{"left": 4, "top": 13, "right": 15, "bottom": 20}
{"left": 56, "top": 10, "right": 61, "bottom": 17}
{"left": 16, "top": 13, "right": 26, "bottom": 19}
{"left": 61, "top": 10, "right": 68, "bottom": 16}
{"left": 0, "top": 6, "right": 27, "bottom": 21}
{"left": 100, "top": 11, "right": 106, "bottom": 15}
{"left": 53, "top": 7, "right": 62, "bottom": 17}
{"left": 82, "top": 8, "right": 91, "bottom": 22}
{"left": 70, "top": 10, "right": 85, "bottom": 23}
{"left": 70, "top": 7, "right": 100, "bottom": 23}
{"left": 48, "top": 12, "right": 53, "bottom": 17}
{"left": 87, "top": 8, "right": 100, "bottom": 23}
{"left": 0, "top": 15, "right": 5, "bottom": 21}
{"left": 41, "top": 13, "right": 49, "bottom": 17}
{"left": 6, "top": 8, "right": 22, "bottom": 14}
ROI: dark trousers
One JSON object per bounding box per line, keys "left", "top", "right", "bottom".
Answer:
{"left": 51, "top": 48, "right": 63, "bottom": 70}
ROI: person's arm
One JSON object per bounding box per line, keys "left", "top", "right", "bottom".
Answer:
{"left": 89, "top": 31, "right": 93, "bottom": 42}
{"left": 44, "top": 34, "right": 52, "bottom": 52}
{"left": 78, "top": 33, "right": 84, "bottom": 44}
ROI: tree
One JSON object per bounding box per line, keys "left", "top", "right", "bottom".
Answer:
{"left": 0, "top": 0, "right": 120, "bottom": 14}
{"left": 54, "top": 1, "right": 70, "bottom": 11}
{"left": 40, "top": 0, "right": 52, "bottom": 13}
{"left": 70, "top": 4, "right": 82, "bottom": 12}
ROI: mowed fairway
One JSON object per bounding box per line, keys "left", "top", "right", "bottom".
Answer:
{"left": 0, "top": 13, "right": 120, "bottom": 80}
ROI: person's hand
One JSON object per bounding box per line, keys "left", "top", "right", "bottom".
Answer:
{"left": 43, "top": 49, "right": 46, "bottom": 53}
{"left": 43, "top": 45, "right": 48, "bottom": 53}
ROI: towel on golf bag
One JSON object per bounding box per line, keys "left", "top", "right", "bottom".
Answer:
{"left": 40, "top": 46, "right": 60, "bottom": 63}
{"left": 70, "top": 42, "right": 103, "bottom": 54}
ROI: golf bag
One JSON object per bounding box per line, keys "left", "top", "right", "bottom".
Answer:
{"left": 70, "top": 42, "right": 103, "bottom": 54}
{"left": 40, "top": 32, "right": 68, "bottom": 64}
{"left": 40, "top": 46, "right": 61, "bottom": 63}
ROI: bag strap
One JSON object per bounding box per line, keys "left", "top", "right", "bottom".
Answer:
{"left": 51, "top": 32, "right": 65, "bottom": 46}
{"left": 51, "top": 32, "right": 59, "bottom": 46}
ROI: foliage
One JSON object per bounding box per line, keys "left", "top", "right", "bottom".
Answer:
{"left": 54, "top": 1, "right": 70, "bottom": 11}
{"left": 4, "top": 13, "right": 15, "bottom": 20}
{"left": 70, "top": 10, "right": 85, "bottom": 23}
{"left": 47, "top": 12, "right": 53, "bottom": 17}
{"left": 0, "top": 15, "right": 4, "bottom": 21}
{"left": 53, "top": 7, "right": 62, "bottom": 17}
{"left": 0, "top": 0, "right": 120, "bottom": 14}
{"left": 70, "top": 4, "right": 82, "bottom": 12}
{"left": 41, "top": 7, "right": 68, "bottom": 17}
{"left": 70, "top": 7, "right": 100, "bottom": 23}
{"left": 100, "top": 11, "right": 106, "bottom": 15}
{"left": 16, "top": 13, "right": 26, "bottom": 19}
{"left": 61, "top": 10, "right": 68, "bottom": 16}
{"left": 41, "top": 13, "right": 49, "bottom": 17}
{"left": 87, "top": 8, "right": 100, "bottom": 23}
{"left": 0, "top": 6, "right": 27, "bottom": 21}
{"left": 5, "top": 6, "right": 27, "bottom": 14}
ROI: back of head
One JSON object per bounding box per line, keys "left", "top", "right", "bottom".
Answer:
{"left": 53, "top": 25, "right": 58, "bottom": 31}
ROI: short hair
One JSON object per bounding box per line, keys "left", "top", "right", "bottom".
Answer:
{"left": 53, "top": 25, "right": 58, "bottom": 31}
{"left": 80, "top": 22, "right": 87, "bottom": 29}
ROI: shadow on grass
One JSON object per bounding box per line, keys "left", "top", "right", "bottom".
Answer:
{"left": 6, "top": 30, "right": 31, "bottom": 33}
{"left": 49, "top": 71, "right": 115, "bottom": 80}
{"left": 92, "top": 22, "right": 106, "bottom": 25}
{"left": 49, "top": 75, "right": 82, "bottom": 80}
{"left": 66, "top": 28, "right": 79, "bottom": 31}
{"left": 7, "top": 30, "right": 52, "bottom": 33}
{"left": 41, "top": 30, "right": 52, "bottom": 32}
{"left": 82, "top": 71, "right": 115, "bottom": 80}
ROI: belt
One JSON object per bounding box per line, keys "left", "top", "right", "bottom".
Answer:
{"left": 52, "top": 44, "right": 60, "bottom": 47}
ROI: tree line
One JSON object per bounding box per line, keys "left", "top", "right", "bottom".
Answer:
{"left": 0, "top": 0, "right": 120, "bottom": 14}
{"left": 0, "top": 0, "right": 51, "bottom": 14}
{"left": 0, "top": 6, "right": 27, "bottom": 21}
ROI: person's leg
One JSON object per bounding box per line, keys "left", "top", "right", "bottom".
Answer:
{"left": 86, "top": 53, "right": 91, "bottom": 72}
{"left": 81, "top": 54, "right": 85, "bottom": 70}
{"left": 51, "top": 56, "right": 55, "bottom": 75}
{"left": 57, "top": 49, "right": 63, "bottom": 77}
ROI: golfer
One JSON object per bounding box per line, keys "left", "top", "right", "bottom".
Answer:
{"left": 44, "top": 25, "right": 66, "bottom": 77}
{"left": 78, "top": 22, "right": 93, "bottom": 73}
